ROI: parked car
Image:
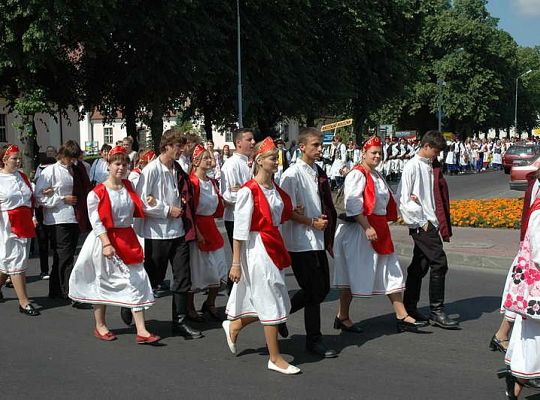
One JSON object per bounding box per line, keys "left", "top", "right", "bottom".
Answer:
{"left": 503, "top": 144, "right": 540, "bottom": 174}
{"left": 510, "top": 155, "right": 540, "bottom": 190}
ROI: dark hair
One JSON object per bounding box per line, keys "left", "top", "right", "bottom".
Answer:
{"left": 421, "top": 130, "right": 446, "bottom": 151}
{"left": 108, "top": 152, "right": 130, "bottom": 164}
{"left": 298, "top": 127, "right": 322, "bottom": 145}
{"left": 233, "top": 128, "right": 254, "bottom": 145}
{"left": 160, "top": 129, "right": 187, "bottom": 153}
{"left": 100, "top": 144, "right": 112, "bottom": 152}
{"left": 58, "top": 140, "right": 82, "bottom": 159}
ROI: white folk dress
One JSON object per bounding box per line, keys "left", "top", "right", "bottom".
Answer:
{"left": 0, "top": 171, "right": 33, "bottom": 275}
{"left": 68, "top": 187, "right": 154, "bottom": 310}
{"left": 226, "top": 185, "right": 291, "bottom": 325}
{"left": 333, "top": 170, "right": 405, "bottom": 297}
{"left": 504, "top": 209, "right": 540, "bottom": 379}
{"left": 189, "top": 179, "right": 227, "bottom": 291}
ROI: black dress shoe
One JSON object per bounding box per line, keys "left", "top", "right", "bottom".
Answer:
{"left": 306, "top": 341, "right": 338, "bottom": 358}
{"left": 396, "top": 315, "right": 429, "bottom": 333}
{"left": 333, "top": 317, "right": 363, "bottom": 333}
{"left": 19, "top": 303, "right": 40, "bottom": 316}
{"left": 407, "top": 309, "right": 430, "bottom": 322}
{"left": 71, "top": 301, "right": 93, "bottom": 310}
{"left": 120, "top": 307, "right": 133, "bottom": 326}
{"left": 489, "top": 333, "right": 508, "bottom": 353}
{"left": 497, "top": 368, "right": 521, "bottom": 400}
{"left": 172, "top": 321, "right": 204, "bottom": 339}
{"left": 278, "top": 322, "right": 289, "bottom": 338}
{"left": 186, "top": 311, "right": 205, "bottom": 323}
{"left": 201, "top": 301, "right": 222, "bottom": 321}
{"left": 429, "top": 312, "right": 460, "bottom": 330}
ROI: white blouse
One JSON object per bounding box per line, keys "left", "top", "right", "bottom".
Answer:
{"left": 87, "top": 186, "right": 135, "bottom": 237}
{"left": 233, "top": 185, "right": 283, "bottom": 241}
{"left": 0, "top": 171, "right": 33, "bottom": 211}
{"left": 220, "top": 153, "right": 251, "bottom": 221}
{"left": 195, "top": 179, "right": 219, "bottom": 216}
{"left": 344, "top": 169, "right": 389, "bottom": 217}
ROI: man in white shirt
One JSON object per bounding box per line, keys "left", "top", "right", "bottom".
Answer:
{"left": 136, "top": 129, "right": 202, "bottom": 339}
{"left": 280, "top": 128, "right": 338, "bottom": 358}
{"left": 397, "top": 130, "right": 459, "bottom": 329}
{"left": 329, "top": 136, "right": 347, "bottom": 190}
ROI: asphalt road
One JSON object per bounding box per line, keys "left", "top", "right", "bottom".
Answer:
{"left": 443, "top": 169, "right": 522, "bottom": 200}
{"left": 2, "top": 256, "right": 539, "bottom": 400}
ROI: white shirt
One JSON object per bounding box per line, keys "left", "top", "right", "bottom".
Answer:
{"left": 89, "top": 158, "right": 109, "bottom": 184}
{"left": 279, "top": 159, "right": 324, "bottom": 252}
{"left": 134, "top": 157, "right": 185, "bottom": 239}
{"left": 0, "top": 171, "right": 33, "bottom": 211}
{"left": 344, "top": 169, "right": 390, "bottom": 217}
{"left": 35, "top": 161, "right": 77, "bottom": 225}
{"left": 195, "top": 179, "right": 219, "bottom": 216}
{"left": 220, "top": 153, "right": 251, "bottom": 221}
{"left": 177, "top": 154, "right": 191, "bottom": 174}
{"left": 397, "top": 154, "right": 438, "bottom": 229}
{"left": 233, "top": 185, "right": 283, "bottom": 241}
{"left": 128, "top": 169, "right": 141, "bottom": 189}
{"left": 87, "top": 187, "right": 135, "bottom": 237}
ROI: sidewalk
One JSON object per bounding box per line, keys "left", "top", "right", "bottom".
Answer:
{"left": 390, "top": 224, "right": 518, "bottom": 271}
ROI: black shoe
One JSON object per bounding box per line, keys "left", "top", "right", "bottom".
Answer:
{"left": 489, "top": 333, "right": 508, "bottom": 353}
{"left": 524, "top": 378, "right": 540, "bottom": 389}
{"left": 407, "top": 309, "right": 430, "bottom": 322}
{"left": 306, "top": 340, "right": 338, "bottom": 358}
{"left": 120, "top": 307, "right": 133, "bottom": 326}
{"left": 333, "top": 317, "right": 363, "bottom": 333}
{"left": 153, "top": 288, "right": 168, "bottom": 298}
{"left": 187, "top": 311, "right": 205, "bottom": 323}
{"left": 278, "top": 322, "right": 289, "bottom": 338}
{"left": 0, "top": 289, "right": 4, "bottom": 303}
{"left": 429, "top": 312, "right": 460, "bottom": 330}
{"left": 71, "top": 301, "right": 93, "bottom": 310}
{"left": 497, "top": 368, "right": 520, "bottom": 400}
{"left": 19, "top": 303, "right": 40, "bottom": 316}
{"left": 172, "top": 320, "right": 204, "bottom": 339}
{"left": 201, "top": 301, "right": 223, "bottom": 321}
{"left": 396, "top": 315, "right": 429, "bottom": 333}
{"left": 40, "top": 272, "right": 50, "bottom": 280}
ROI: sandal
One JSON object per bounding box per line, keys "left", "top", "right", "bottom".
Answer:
{"left": 489, "top": 333, "right": 509, "bottom": 353}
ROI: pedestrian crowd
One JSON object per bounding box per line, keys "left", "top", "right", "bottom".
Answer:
{"left": 0, "top": 128, "right": 538, "bottom": 390}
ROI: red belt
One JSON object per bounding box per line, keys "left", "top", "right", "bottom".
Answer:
{"left": 107, "top": 227, "right": 144, "bottom": 265}
{"left": 195, "top": 215, "right": 224, "bottom": 252}
{"left": 366, "top": 214, "right": 394, "bottom": 255}
{"left": 7, "top": 206, "right": 36, "bottom": 238}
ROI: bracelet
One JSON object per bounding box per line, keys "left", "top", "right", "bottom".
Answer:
{"left": 103, "top": 244, "right": 112, "bottom": 249}
{"left": 231, "top": 262, "right": 240, "bottom": 266}
{"left": 310, "top": 218, "right": 315, "bottom": 227}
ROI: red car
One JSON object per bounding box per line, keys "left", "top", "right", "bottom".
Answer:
{"left": 503, "top": 144, "right": 540, "bottom": 174}
{"left": 510, "top": 155, "right": 540, "bottom": 190}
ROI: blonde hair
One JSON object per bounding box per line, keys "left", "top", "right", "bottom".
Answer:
{"left": 252, "top": 141, "right": 278, "bottom": 176}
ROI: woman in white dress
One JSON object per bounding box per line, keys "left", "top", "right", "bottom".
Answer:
{"left": 222, "top": 137, "right": 300, "bottom": 375}
{"left": 0, "top": 144, "right": 40, "bottom": 316}
{"left": 333, "top": 136, "right": 427, "bottom": 333}
{"left": 69, "top": 146, "right": 159, "bottom": 344}
{"left": 187, "top": 145, "right": 227, "bottom": 321}
{"left": 498, "top": 179, "right": 540, "bottom": 399}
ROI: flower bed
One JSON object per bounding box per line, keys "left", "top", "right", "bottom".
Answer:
{"left": 450, "top": 198, "right": 523, "bottom": 229}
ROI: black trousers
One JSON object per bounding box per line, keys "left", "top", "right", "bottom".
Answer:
{"left": 144, "top": 237, "right": 191, "bottom": 293}
{"left": 403, "top": 223, "right": 449, "bottom": 314}
{"left": 36, "top": 223, "right": 51, "bottom": 274}
{"left": 224, "top": 220, "right": 235, "bottom": 295}
{"left": 289, "top": 250, "right": 330, "bottom": 344}
{"left": 49, "top": 223, "right": 80, "bottom": 297}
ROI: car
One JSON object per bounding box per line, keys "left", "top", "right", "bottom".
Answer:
{"left": 510, "top": 155, "right": 540, "bottom": 190}
{"left": 502, "top": 144, "right": 540, "bottom": 174}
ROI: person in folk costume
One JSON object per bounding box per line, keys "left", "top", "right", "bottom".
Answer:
{"left": 186, "top": 144, "right": 228, "bottom": 321}
{"left": 397, "top": 130, "right": 460, "bottom": 329}
{"left": 204, "top": 140, "right": 221, "bottom": 182}
{"left": 497, "top": 175, "right": 540, "bottom": 399}
{"left": 222, "top": 137, "right": 301, "bottom": 375}
{"left": 329, "top": 135, "right": 347, "bottom": 190}
{"left": 221, "top": 144, "right": 232, "bottom": 162}
{"left": 387, "top": 137, "right": 400, "bottom": 181}
{"left": 122, "top": 136, "right": 137, "bottom": 169}
{"left": 274, "top": 139, "right": 290, "bottom": 183}
{"left": 35, "top": 140, "right": 92, "bottom": 308}
{"left": 280, "top": 127, "right": 338, "bottom": 358}
{"left": 0, "top": 145, "right": 40, "bottom": 316}
{"left": 332, "top": 136, "right": 428, "bottom": 333}
{"left": 89, "top": 144, "right": 112, "bottom": 186}
{"left": 135, "top": 129, "right": 202, "bottom": 339}
{"left": 128, "top": 149, "right": 156, "bottom": 189}
{"left": 346, "top": 140, "right": 361, "bottom": 170}
{"left": 68, "top": 146, "right": 159, "bottom": 344}
{"left": 380, "top": 136, "right": 392, "bottom": 179}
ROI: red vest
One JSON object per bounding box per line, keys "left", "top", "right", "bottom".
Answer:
{"left": 93, "top": 180, "right": 144, "bottom": 265}
{"left": 353, "top": 165, "right": 397, "bottom": 255}
{"left": 7, "top": 171, "right": 36, "bottom": 238}
{"left": 244, "top": 179, "right": 293, "bottom": 270}
{"left": 190, "top": 174, "right": 225, "bottom": 252}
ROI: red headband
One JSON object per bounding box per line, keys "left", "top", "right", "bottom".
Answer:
{"left": 256, "top": 137, "right": 276, "bottom": 156}
{"left": 108, "top": 145, "right": 128, "bottom": 158}
{"left": 139, "top": 150, "right": 155, "bottom": 162}
{"left": 363, "top": 136, "right": 382, "bottom": 151}
{"left": 192, "top": 144, "right": 206, "bottom": 160}
{"left": 5, "top": 144, "right": 20, "bottom": 156}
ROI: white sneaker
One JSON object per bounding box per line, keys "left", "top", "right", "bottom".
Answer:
{"left": 267, "top": 360, "right": 301, "bottom": 375}
{"left": 222, "top": 320, "right": 237, "bottom": 355}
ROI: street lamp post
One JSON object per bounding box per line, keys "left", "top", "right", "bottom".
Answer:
{"left": 514, "top": 69, "right": 532, "bottom": 137}
{"left": 236, "top": 0, "right": 243, "bottom": 128}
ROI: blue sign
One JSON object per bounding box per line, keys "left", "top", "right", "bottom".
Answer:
{"left": 323, "top": 133, "right": 334, "bottom": 143}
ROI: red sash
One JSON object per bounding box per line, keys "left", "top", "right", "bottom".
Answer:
{"left": 93, "top": 180, "right": 144, "bottom": 265}
{"left": 353, "top": 165, "right": 397, "bottom": 255}
{"left": 244, "top": 180, "right": 293, "bottom": 270}
{"left": 190, "top": 174, "right": 225, "bottom": 252}
{"left": 7, "top": 172, "right": 36, "bottom": 238}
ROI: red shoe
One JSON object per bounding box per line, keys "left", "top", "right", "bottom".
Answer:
{"left": 136, "top": 333, "right": 161, "bottom": 344}
{"left": 94, "top": 329, "right": 117, "bottom": 341}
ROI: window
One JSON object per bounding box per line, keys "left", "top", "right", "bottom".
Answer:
{"left": 104, "top": 127, "right": 113, "bottom": 144}
{"left": 225, "top": 131, "right": 233, "bottom": 142}
{"left": 0, "top": 114, "right": 6, "bottom": 142}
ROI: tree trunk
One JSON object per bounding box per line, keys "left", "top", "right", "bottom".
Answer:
{"left": 21, "top": 116, "right": 39, "bottom": 176}
{"left": 124, "top": 102, "right": 138, "bottom": 151}
{"left": 203, "top": 109, "right": 213, "bottom": 141}
{"left": 149, "top": 102, "right": 164, "bottom": 153}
